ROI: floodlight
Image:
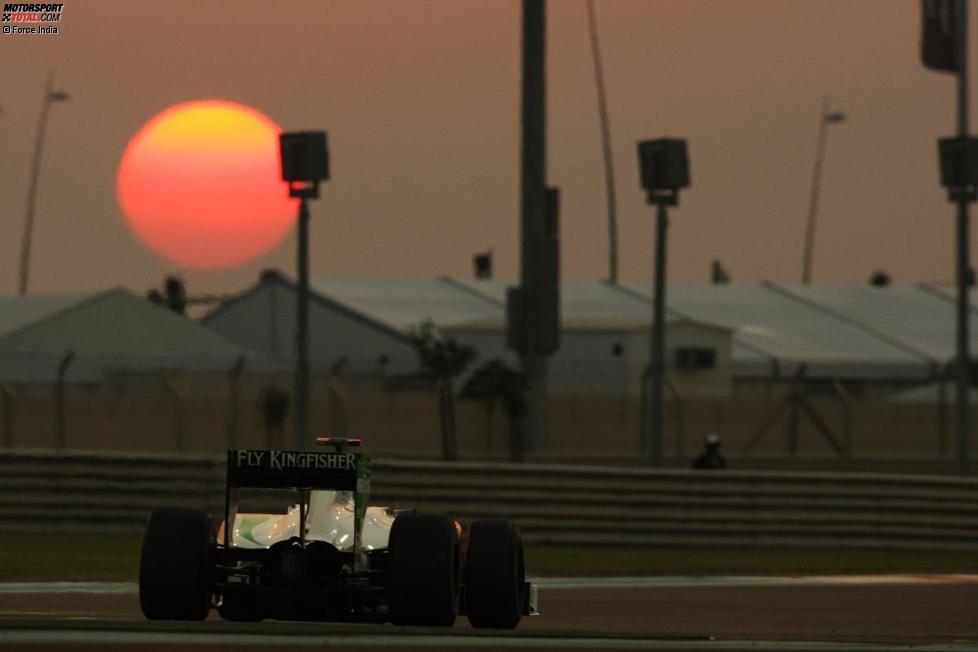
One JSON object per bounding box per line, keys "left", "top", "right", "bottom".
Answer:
{"left": 637, "top": 138, "right": 689, "bottom": 205}
{"left": 280, "top": 131, "right": 329, "bottom": 198}
{"left": 939, "top": 136, "right": 978, "bottom": 200}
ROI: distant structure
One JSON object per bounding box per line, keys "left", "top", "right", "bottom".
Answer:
{"left": 164, "top": 276, "right": 187, "bottom": 315}
{"left": 869, "top": 271, "right": 890, "bottom": 287}
{"left": 145, "top": 275, "right": 235, "bottom": 316}
{"left": 201, "top": 273, "right": 732, "bottom": 400}
{"left": 0, "top": 289, "right": 269, "bottom": 383}
{"left": 201, "top": 274, "right": 978, "bottom": 399}
{"left": 474, "top": 250, "right": 493, "bottom": 280}
{"left": 711, "top": 260, "right": 731, "bottom": 285}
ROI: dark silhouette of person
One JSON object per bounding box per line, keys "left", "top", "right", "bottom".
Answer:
{"left": 692, "top": 433, "right": 727, "bottom": 470}
{"left": 259, "top": 385, "right": 290, "bottom": 449}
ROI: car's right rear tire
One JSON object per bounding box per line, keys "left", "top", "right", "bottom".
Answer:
{"left": 464, "top": 519, "right": 524, "bottom": 629}
{"left": 139, "top": 507, "right": 212, "bottom": 621}
{"left": 388, "top": 513, "right": 458, "bottom": 626}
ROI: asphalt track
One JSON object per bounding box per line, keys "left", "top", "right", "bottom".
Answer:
{"left": 3, "top": 576, "right": 978, "bottom": 651}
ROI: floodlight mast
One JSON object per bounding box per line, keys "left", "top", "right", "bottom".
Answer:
{"left": 19, "top": 70, "right": 69, "bottom": 296}
{"left": 954, "top": 0, "right": 971, "bottom": 477}
{"left": 923, "top": 0, "right": 971, "bottom": 475}
{"left": 279, "top": 131, "right": 330, "bottom": 451}
{"left": 637, "top": 138, "right": 690, "bottom": 467}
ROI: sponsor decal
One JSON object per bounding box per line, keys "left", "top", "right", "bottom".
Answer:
{"left": 2, "top": 3, "right": 64, "bottom": 36}
{"left": 233, "top": 449, "right": 357, "bottom": 472}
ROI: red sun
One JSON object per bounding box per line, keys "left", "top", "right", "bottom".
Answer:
{"left": 117, "top": 100, "right": 297, "bottom": 269}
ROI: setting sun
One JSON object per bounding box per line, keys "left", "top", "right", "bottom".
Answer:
{"left": 116, "top": 99, "right": 297, "bottom": 269}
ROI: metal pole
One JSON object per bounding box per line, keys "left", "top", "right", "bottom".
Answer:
{"left": 19, "top": 72, "right": 55, "bottom": 296}
{"left": 295, "top": 199, "right": 311, "bottom": 451}
{"left": 227, "top": 355, "right": 246, "bottom": 449}
{"left": 955, "top": 0, "right": 971, "bottom": 475}
{"left": 585, "top": 0, "right": 619, "bottom": 284}
{"left": 648, "top": 202, "right": 668, "bottom": 466}
{"left": 802, "top": 95, "right": 830, "bottom": 285}
{"left": 55, "top": 350, "right": 74, "bottom": 449}
{"left": 519, "top": 0, "right": 548, "bottom": 453}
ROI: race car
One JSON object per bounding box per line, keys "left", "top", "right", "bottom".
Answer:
{"left": 138, "top": 437, "right": 537, "bottom": 628}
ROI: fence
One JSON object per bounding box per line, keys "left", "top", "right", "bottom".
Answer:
{"left": 3, "top": 449, "right": 978, "bottom": 550}
{"left": 0, "top": 377, "right": 969, "bottom": 470}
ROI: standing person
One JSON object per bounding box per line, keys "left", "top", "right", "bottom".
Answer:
{"left": 692, "top": 433, "right": 727, "bottom": 470}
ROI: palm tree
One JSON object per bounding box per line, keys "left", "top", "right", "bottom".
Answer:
{"left": 408, "top": 321, "right": 475, "bottom": 461}
{"left": 460, "top": 359, "right": 528, "bottom": 462}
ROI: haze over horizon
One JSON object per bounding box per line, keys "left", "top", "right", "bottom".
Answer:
{"left": 0, "top": 0, "right": 971, "bottom": 298}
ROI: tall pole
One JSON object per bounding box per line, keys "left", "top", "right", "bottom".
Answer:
{"left": 519, "top": 0, "right": 548, "bottom": 453}
{"left": 585, "top": 0, "right": 619, "bottom": 284}
{"left": 648, "top": 203, "right": 668, "bottom": 465}
{"left": 802, "top": 95, "right": 831, "bottom": 285}
{"left": 19, "top": 72, "right": 55, "bottom": 296}
{"left": 295, "top": 199, "right": 311, "bottom": 450}
{"left": 955, "top": 0, "right": 971, "bottom": 475}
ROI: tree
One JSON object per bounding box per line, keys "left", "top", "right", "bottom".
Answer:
{"left": 408, "top": 321, "right": 475, "bottom": 461}
{"left": 459, "top": 359, "right": 528, "bottom": 462}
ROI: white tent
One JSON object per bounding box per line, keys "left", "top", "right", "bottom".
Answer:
{"left": 203, "top": 273, "right": 734, "bottom": 397}
{"left": 0, "top": 289, "right": 271, "bottom": 383}
{"left": 621, "top": 282, "right": 934, "bottom": 381}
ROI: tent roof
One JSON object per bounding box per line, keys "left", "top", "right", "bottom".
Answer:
{"left": 308, "top": 277, "right": 502, "bottom": 332}
{"left": 621, "top": 282, "right": 933, "bottom": 379}
{"left": 769, "top": 283, "right": 969, "bottom": 363}
{"left": 0, "top": 293, "right": 95, "bottom": 340}
{"left": 0, "top": 289, "right": 272, "bottom": 382}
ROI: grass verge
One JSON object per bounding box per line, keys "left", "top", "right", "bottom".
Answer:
{"left": 1, "top": 529, "right": 142, "bottom": 582}
{"left": 5, "top": 530, "right": 978, "bottom": 582}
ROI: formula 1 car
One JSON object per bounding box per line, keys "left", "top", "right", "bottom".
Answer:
{"left": 138, "top": 437, "right": 537, "bottom": 627}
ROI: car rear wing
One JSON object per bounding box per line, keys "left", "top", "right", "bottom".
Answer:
{"left": 226, "top": 449, "right": 358, "bottom": 490}
{"left": 222, "top": 441, "right": 372, "bottom": 570}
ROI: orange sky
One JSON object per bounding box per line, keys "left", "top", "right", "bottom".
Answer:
{"left": 0, "top": 0, "right": 970, "bottom": 298}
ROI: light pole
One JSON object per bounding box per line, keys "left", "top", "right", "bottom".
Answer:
{"left": 507, "top": 0, "right": 559, "bottom": 457}
{"left": 585, "top": 0, "right": 619, "bottom": 284}
{"left": 637, "top": 138, "right": 690, "bottom": 466}
{"left": 923, "top": 0, "right": 971, "bottom": 475}
{"left": 18, "top": 71, "right": 69, "bottom": 295}
{"left": 279, "top": 131, "right": 329, "bottom": 451}
{"left": 801, "top": 95, "right": 845, "bottom": 285}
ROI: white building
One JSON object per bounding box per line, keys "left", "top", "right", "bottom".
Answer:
{"left": 202, "top": 272, "right": 734, "bottom": 398}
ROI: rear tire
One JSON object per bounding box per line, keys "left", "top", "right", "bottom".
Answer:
{"left": 139, "top": 507, "right": 212, "bottom": 621}
{"left": 464, "top": 519, "right": 524, "bottom": 629}
{"left": 388, "top": 513, "right": 458, "bottom": 626}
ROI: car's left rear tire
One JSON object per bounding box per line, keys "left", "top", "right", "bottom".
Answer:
{"left": 388, "top": 513, "right": 458, "bottom": 626}
{"left": 139, "top": 507, "right": 212, "bottom": 621}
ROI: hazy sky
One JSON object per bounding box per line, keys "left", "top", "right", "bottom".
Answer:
{"left": 0, "top": 0, "right": 970, "bottom": 298}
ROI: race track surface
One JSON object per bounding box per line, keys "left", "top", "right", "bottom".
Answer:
{"left": 2, "top": 576, "right": 978, "bottom": 651}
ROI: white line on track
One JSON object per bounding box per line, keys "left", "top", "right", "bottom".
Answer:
{"left": 4, "top": 630, "right": 978, "bottom": 650}
{"left": 533, "top": 575, "right": 978, "bottom": 589}
{"left": 0, "top": 581, "right": 136, "bottom": 594}
{"left": 4, "top": 575, "right": 978, "bottom": 594}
